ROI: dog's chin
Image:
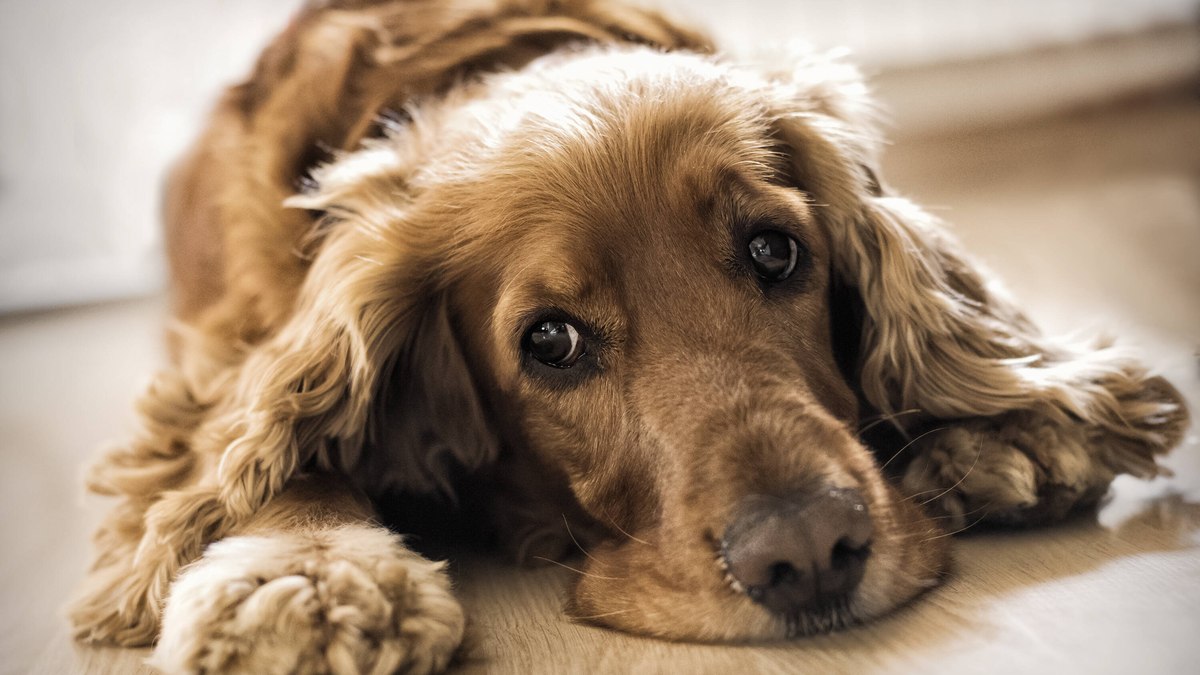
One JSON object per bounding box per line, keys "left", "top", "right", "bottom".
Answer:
{"left": 565, "top": 487, "right": 949, "bottom": 642}
{"left": 565, "top": 537, "right": 785, "bottom": 642}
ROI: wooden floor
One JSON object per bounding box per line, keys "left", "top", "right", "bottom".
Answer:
{"left": 2, "top": 93, "right": 1198, "bottom": 675}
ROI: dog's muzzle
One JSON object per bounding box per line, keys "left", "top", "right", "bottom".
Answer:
{"left": 720, "top": 487, "right": 873, "bottom": 616}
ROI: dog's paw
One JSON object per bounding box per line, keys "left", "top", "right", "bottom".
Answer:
{"left": 151, "top": 526, "right": 464, "bottom": 675}
{"left": 900, "top": 412, "right": 1121, "bottom": 529}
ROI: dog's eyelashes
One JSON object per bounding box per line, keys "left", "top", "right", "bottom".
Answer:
{"left": 525, "top": 320, "right": 585, "bottom": 368}
{"left": 748, "top": 230, "right": 799, "bottom": 282}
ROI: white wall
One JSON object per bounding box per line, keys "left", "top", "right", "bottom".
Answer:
{"left": 0, "top": 0, "right": 297, "bottom": 312}
{"left": 1, "top": 0, "right": 1195, "bottom": 312}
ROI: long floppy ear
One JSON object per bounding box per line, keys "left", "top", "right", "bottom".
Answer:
{"left": 763, "top": 50, "right": 1189, "bottom": 525}
{"left": 215, "top": 164, "right": 498, "bottom": 520}
{"left": 355, "top": 297, "right": 500, "bottom": 498}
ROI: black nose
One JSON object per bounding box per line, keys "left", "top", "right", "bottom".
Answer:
{"left": 720, "top": 487, "right": 873, "bottom": 615}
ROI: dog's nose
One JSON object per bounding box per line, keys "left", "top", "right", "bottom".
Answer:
{"left": 720, "top": 487, "right": 872, "bottom": 615}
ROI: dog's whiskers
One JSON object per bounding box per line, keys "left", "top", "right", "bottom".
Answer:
{"left": 901, "top": 486, "right": 953, "bottom": 503}
{"left": 920, "top": 509, "right": 991, "bottom": 541}
{"left": 530, "top": 556, "right": 624, "bottom": 581}
{"left": 603, "top": 512, "right": 651, "bottom": 546}
{"left": 917, "top": 437, "right": 984, "bottom": 507}
{"left": 561, "top": 514, "right": 604, "bottom": 565}
{"left": 879, "top": 425, "right": 952, "bottom": 472}
{"left": 925, "top": 500, "right": 993, "bottom": 522}
{"left": 893, "top": 565, "right": 942, "bottom": 590}
{"left": 572, "top": 608, "right": 635, "bottom": 622}
{"left": 857, "top": 408, "right": 923, "bottom": 436}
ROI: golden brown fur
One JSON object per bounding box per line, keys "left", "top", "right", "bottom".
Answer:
{"left": 71, "top": 0, "right": 1189, "bottom": 672}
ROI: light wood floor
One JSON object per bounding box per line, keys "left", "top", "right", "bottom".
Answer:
{"left": 2, "top": 92, "right": 1197, "bottom": 675}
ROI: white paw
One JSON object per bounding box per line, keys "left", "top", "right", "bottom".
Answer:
{"left": 900, "top": 412, "right": 1115, "bottom": 529}
{"left": 151, "top": 526, "right": 464, "bottom": 675}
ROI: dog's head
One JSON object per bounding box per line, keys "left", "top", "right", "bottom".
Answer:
{"left": 213, "top": 45, "right": 1185, "bottom": 640}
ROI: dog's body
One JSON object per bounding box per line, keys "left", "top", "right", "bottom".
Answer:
{"left": 71, "top": 1, "right": 1189, "bottom": 673}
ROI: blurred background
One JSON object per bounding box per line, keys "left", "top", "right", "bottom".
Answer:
{"left": 0, "top": 0, "right": 1196, "bottom": 312}
{"left": 1, "top": 2, "right": 1198, "bottom": 674}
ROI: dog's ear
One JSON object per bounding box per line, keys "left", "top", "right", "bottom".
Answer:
{"left": 762, "top": 50, "right": 1189, "bottom": 481}
{"left": 212, "top": 167, "right": 497, "bottom": 519}
{"left": 359, "top": 296, "right": 499, "bottom": 498}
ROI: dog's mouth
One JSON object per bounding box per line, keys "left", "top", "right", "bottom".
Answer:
{"left": 781, "top": 599, "right": 858, "bottom": 638}
{"left": 711, "top": 544, "right": 863, "bottom": 638}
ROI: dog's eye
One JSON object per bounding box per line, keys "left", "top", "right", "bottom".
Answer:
{"left": 748, "top": 231, "right": 799, "bottom": 281}
{"left": 525, "top": 320, "right": 585, "bottom": 368}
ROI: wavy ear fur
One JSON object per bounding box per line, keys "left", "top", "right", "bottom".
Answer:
{"left": 213, "top": 211, "right": 496, "bottom": 519}
{"left": 762, "top": 48, "right": 1189, "bottom": 523}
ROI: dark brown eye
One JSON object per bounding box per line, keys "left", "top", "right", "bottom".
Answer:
{"left": 748, "top": 231, "right": 798, "bottom": 281}
{"left": 525, "top": 320, "right": 585, "bottom": 368}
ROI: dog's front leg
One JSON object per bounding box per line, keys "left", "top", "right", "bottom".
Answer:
{"left": 898, "top": 376, "right": 1189, "bottom": 529}
{"left": 150, "top": 475, "right": 464, "bottom": 675}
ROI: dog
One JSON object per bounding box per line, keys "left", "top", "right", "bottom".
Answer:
{"left": 69, "top": 1, "right": 1189, "bottom": 672}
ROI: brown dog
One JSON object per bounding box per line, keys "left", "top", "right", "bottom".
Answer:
{"left": 70, "top": 1, "right": 1189, "bottom": 672}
